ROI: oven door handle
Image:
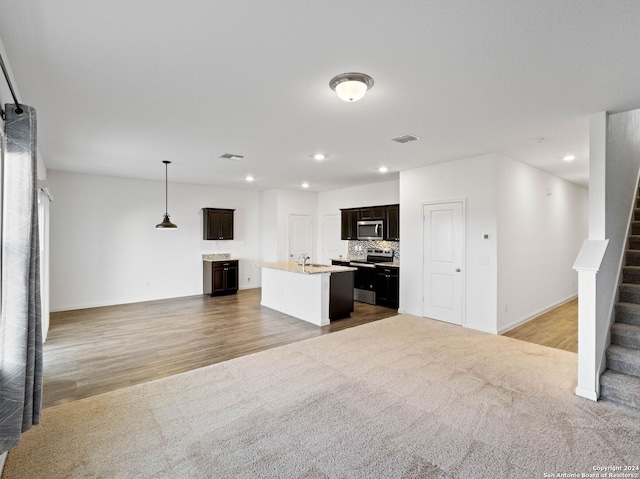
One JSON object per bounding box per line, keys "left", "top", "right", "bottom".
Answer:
{"left": 349, "top": 262, "right": 375, "bottom": 268}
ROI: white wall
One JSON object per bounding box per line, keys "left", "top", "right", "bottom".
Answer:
{"left": 497, "top": 155, "right": 587, "bottom": 332}
{"left": 316, "top": 180, "right": 400, "bottom": 259}
{"left": 400, "top": 153, "right": 587, "bottom": 335}
{"left": 261, "top": 189, "right": 317, "bottom": 262}
{"left": 48, "top": 170, "right": 263, "bottom": 311}
{"left": 261, "top": 190, "right": 278, "bottom": 262}
{"left": 400, "top": 155, "right": 499, "bottom": 333}
{"left": 594, "top": 109, "right": 640, "bottom": 376}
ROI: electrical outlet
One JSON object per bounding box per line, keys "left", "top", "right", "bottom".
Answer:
{"left": 504, "top": 303, "right": 508, "bottom": 313}
{"left": 247, "top": 277, "right": 251, "bottom": 283}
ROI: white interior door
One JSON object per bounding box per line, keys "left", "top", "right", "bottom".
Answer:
{"left": 423, "top": 201, "right": 464, "bottom": 325}
{"left": 321, "top": 214, "right": 342, "bottom": 264}
{"left": 288, "top": 214, "right": 312, "bottom": 261}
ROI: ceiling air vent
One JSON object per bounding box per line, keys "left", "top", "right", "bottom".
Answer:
{"left": 219, "top": 153, "right": 245, "bottom": 160}
{"left": 392, "top": 134, "right": 420, "bottom": 144}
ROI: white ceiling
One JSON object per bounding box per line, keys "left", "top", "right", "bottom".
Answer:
{"left": 1, "top": 1, "right": 639, "bottom": 191}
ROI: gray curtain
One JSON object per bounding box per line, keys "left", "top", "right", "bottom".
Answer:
{"left": 0, "top": 104, "right": 43, "bottom": 454}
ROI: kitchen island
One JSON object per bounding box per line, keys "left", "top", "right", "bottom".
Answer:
{"left": 257, "top": 261, "right": 355, "bottom": 326}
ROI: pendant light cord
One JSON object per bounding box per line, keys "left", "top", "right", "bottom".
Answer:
{"left": 0, "top": 51, "right": 23, "bottom": 115}
{"left": 165, "top": 161, "right": 169, "bottom": 215}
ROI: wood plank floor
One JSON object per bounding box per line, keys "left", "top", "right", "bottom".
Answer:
{"left": 501, "top": 298, "right": 578, "bottom": 353}
{"left": 43, "top": 288, "right": 398, "bottom": 408}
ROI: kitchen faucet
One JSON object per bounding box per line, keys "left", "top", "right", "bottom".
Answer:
{"left": 297, "top": 253, "right": 310, "bottom": 271}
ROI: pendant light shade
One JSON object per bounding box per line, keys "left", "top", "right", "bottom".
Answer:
{"left": 329, "top": 72, "right": 374, "bottom": 102}
{"left": 156, "top": 160, "right": 177, "bottom": 229}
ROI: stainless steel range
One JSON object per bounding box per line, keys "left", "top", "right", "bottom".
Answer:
{"left": 349, "top": 248, "right": 394, "bottom": 304}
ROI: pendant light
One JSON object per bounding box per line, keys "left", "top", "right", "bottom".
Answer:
{"left": 156, "top": 160, "right": 177, "bottom": 228}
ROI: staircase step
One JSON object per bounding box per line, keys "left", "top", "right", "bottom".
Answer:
{"left": 625, "top": 250, "right": 640, "bottom": 266}
{"left": 606, "top": 345, "right": 640, "bottom": 378}
{"left": 616, "top": 302, "right": 640, "bottom": 326}
{"left": 632, "top": 222, "right": 640, "bottom": 235}
{"left": 600, "top": 370, "right": 640, "bottom": 412}
{"left": 623, "top": 266, "right": 640, "bottom": 284}
{"left": 611, "top": 322, "right": 640, "bottom": 349}
{"left": 619, "top": 283, "right": 640, "bottom": 303}
{"left": 630, "top": 236, "right": 640, "bottom": 250}
{"left": 635, "top": 209, "right": 640, "bottom": 221}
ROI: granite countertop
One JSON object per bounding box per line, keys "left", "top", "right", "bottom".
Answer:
{"left": 375, "top": 261, "right": 400, "bottom": 267}
{"left": 202, "top": 254, "right": 239, "bottom": 262}
{"left": 330, "top": 257, "right": 400, "bottom": 268}
{"left": 254, "top": 261, "right": 356, "bottom": 275}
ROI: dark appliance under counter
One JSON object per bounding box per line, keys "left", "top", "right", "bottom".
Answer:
{"left": 346, "top": 248, "right": 394, "bottom": 305}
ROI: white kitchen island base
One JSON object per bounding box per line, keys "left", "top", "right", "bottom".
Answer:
{"left": 261, "top": 267, "right": 331, "bottom": 326}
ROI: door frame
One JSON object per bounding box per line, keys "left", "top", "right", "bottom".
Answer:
{"left": 422, "top": 198, "right": 467, "bottom": 326}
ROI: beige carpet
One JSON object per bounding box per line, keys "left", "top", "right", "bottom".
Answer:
{"left": 4, "top": 314, "right": 640, "bottom": 478}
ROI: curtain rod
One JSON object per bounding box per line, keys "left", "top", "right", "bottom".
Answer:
{"left": 0, "top": 51, "right": 23, "bottom": 115}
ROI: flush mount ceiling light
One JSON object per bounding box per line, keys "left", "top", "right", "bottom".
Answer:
{"left": 563, "top": 155, "right": 576, "bottom": 162}
{"left": 156, "top": 160, "right": 177, "bottom": 229}
{"left": 329, "top": 72, "right": 374, "bottom": 102}
{"left": 301, "top": 182, "right": 310, "bottom": 188}
{"left": 378, "top": 166, "right": 388, "bottom": 173}
{"left": 245, "top": 175, "right": 254, "bottom": 182}
{"left": 313, "top": 153, "right": 326, "bottom": 161}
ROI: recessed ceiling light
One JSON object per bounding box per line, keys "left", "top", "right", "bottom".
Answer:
{"left": 533, "top": 137, "right": 547, "bottom": 143}
{"left": 378, "top": 166, "right": 388, "bottom": 173}
{"left": 563, "top": 155, "right": 576, "bottom": 162}
{"left": 302, "top": 182, "right": 309, "bottom": 188}
{"left": 245, "top": 175, "right": 254, "bottom": 182}
{"left": 313, "top": 153, "right": 326, "bottom": 161}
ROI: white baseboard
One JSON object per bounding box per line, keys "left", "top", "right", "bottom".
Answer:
{"left": 1, "top": 451, "right": 7, "bottom": 476}
{"left": 498, "top": 294, "right": 577, "bottom": 334}
{"left": 575, "top": 386, "right": 598, "bottom": 401}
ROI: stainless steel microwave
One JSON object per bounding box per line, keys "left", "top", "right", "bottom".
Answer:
{"left": 357, "top": 220, "right": 384, "bottom": 240}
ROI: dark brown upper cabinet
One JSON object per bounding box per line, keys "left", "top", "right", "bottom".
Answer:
{"left": 340, "top": 209, "right": 360, "bottom": 240}
{"left": 359, "top": 207, "right": 386, "bottom": 220}
{"left": 385, "top": 204, "right": 400, "bottom": 241}
{"left": 203, "top": 208, "right": 235, "bottom": 240}
{"left": 340, "top": 204, "right": 400, "bottom": 241}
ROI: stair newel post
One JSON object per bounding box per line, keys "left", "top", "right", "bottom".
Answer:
{"left": 573, "top": 239, "right": 609, "bottom": 401}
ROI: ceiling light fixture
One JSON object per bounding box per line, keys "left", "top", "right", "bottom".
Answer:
{"left": 329, "top": 72, "right": 374, "bottom": 102}
{"left": 246, "top": 175, "right": 254, "bottom": 182}
{"left": 313, "top": 153, "right": 326, "bottom": 161}
{"left": 563, "top": 155, "right": 576, "bottom": 162}
{"left": 302, "top": 182, "right": 309, "bottom": 188}
{"left": 378, "top": 166, "right": 388, "bottom": 173}
{"left": 156, "top": 160, "right": 177, "bottom": 229}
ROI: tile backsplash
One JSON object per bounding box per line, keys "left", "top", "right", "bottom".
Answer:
{"left": 348, "top": 241, "right": 399, "bottom": 260}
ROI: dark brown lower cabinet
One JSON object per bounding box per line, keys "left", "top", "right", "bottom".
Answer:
{"left": 329, "top": 271, "right": 355, "bottom": 320}
{"left": 375, "top": 265, "right": 399, "bottom": 309}
{"left": 203, "top": 260, "right": 238, "bottom": 296}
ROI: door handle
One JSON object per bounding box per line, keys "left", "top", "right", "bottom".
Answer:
{"left": 455, "top": 268, "right": 461, "bottom": 272}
